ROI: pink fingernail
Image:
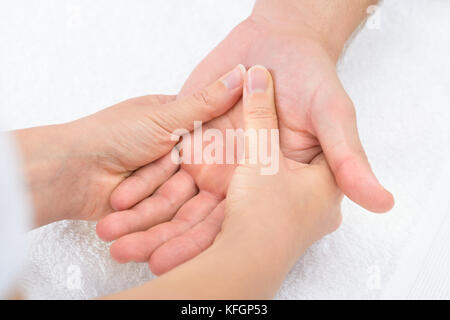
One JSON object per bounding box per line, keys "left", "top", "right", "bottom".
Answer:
{"left": 221, "top": 64, "right": 246, "bottom": 90}
{"left": 247, "top": 65, "right": 268, "bottom": 94}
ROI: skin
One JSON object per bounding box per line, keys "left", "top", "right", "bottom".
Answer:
{"left": 14, "top": 66, "right": 245, "bottom": 227}
{"left": 10, "top": 66, "right": 340, "bottom": 299}
{"left": 97, "top": 0, "right": 394, "bottom": 275}
{"left": 105, "top": 66, "right": 342, "bottom": 299}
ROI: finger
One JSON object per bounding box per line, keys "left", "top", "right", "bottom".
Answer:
{"left": 242, "top": 66, "right": 281, "bottom": 174}
{"left": 110, "top": 152, "right": 179, "bottom": 211}
{"left": 243, "top": 65, "right": 279, "bottom": 131}
{"left": 109, "top": 191, "right": 221, "bottom": 263}
{"left": 312, "top": 84, "right": 394, "bottom": 213}
{"left": 149, "top": 200, "right": 226, "bottom": 275}
{"left": 150, "top": 64, "right": 245, "bottom": 134}
{"left": 96, "top": 169, "right": 196, "bottom": 241}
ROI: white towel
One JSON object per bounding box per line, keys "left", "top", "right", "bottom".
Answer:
{"left": 0, "top": 0, "right": 448, "bottom": 299}
{"left": 381, "top": 163, "right": 450, "bottom": 299}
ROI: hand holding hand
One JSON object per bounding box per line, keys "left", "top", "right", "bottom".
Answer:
{"left": 102, "top": 4, "right": 393, "bottom": 274}
{"left": 108, "top": 66, "right": 343, "bottom": 299}
{"left": 224, "top": 66, "right": 343, "bottom": 256}
{"left": 16, "top": 66, "right": 244, "bottom": 226}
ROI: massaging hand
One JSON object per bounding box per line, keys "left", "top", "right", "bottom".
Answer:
{"left": 98, "top": 1, "right": 393, "bottom": 274}
{"left": 107, "top": 66, "right": 343, "bottom": 299}
{"left": 225, "top": 66, "right": 343, "bottom": 251}
{"left": 16, "top": 66, "right": 244, "bottom": 227}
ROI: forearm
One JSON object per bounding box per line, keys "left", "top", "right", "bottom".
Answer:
{"left": 13, "top": 124, "right": 94, "bottom": 227}
{"left": 105, "top": 219, "right": 307, "bottom": 299}
{"left": 252, "top": 0, "right": 379, "bottom": 61}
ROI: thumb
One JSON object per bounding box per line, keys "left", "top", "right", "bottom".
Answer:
{"left": 241, "top": 66, "right": 281, "bottom": 174}
{"left": 312, "top": 82, "right": 394, "bottom": 213}
{"left": 243, "top": 65, "right": 279, "bottom": 131}
{"left": 151, "top": 64, "right": 245, "bottom": 133}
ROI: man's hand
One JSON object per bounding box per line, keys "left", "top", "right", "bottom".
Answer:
{"left": 15, "top": 66, "right": 244, "bottom": 227}
{"left": 100, "top": 0, "right": 393, "bottom": 275}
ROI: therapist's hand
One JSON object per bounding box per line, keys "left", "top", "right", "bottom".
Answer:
{"left": 102, "top": 0, "right": 393, "bottom": 274}
{"left": 14, "top": 65, "right": 244, "bottom": 227}
{"left": 106, "top": 66, "right": 343, "bottom": 299}
{"left": 149, "top": 66, "right": 344, "bottom": 276}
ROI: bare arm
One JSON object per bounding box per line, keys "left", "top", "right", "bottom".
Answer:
{"left": 104, "top": 228, "right": 303, "bottom": 300}
{"left": 13, "top": 66, "right": 244, "bottom": 228}
{"left": 252, "top": 0, "right": 379, "bottom": 61}
{"left": 14, "top": 125, "right": 95, "bottom": 227}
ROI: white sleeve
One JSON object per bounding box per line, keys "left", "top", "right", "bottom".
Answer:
{"left": 0, "top": 131, "right": 31, "bottom": 298}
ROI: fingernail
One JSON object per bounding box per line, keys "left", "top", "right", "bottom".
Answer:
{"left": 247, "top": 65, "right": 268, "bottom": 94}
{"left": 221, "top": 64, "right": 246, "bottom": 90}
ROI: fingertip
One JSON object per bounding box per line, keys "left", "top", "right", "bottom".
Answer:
{"left": 110, "top": 235, "right": 152, "bottom": 263}
{"left": 96, "top": 217, "right": 113, "bottom": 241}
{"left": 372, "top": 188, "right": 395, "bottom": 213}
{"left": 149, "top": 237, "right": 201, "bottom": 276}
{"left": 148, "top": 246, "right": 172, "bottom": 275}
{"left": 361, "top": 188, "right": 395, "bottom": 214}
{"left": 110, "top": 177, "right": 142, "bottom": 211}
{"left": 245, "top": 65, "right": 272, "bottom": 96}
{"left": 148, "top": 258, "right": 165, "bottom": 276}
{"left": 109, "top": 190, "right": 129, "bottom": 212}
{"left": 220, "top": 64, "right": 246, "bottom": 91}
{"left": 335, "top": 157, "right": 394, "bottom": 213}
{"left": 96, "top": 213, "right": 128, "bottom": 242}
{"left": 361, "top": 173, "right": 395, "bottom": 213}
{"left": 109, "top": 240, "right": 132, "bottom": 264}
{"left": 96, "top": 219, "right": 114, "bottom": 242}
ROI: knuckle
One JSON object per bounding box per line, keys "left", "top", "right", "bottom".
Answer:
{"left": 190, "top": 88, "right": 221, "bottom": 117}
{"left": 247, "top": 106, "right": 276, "bottom": 120}
{"left": 147, "top": 111, "right": 175, "bottom": 137}
{"left": 192, "top": 89, "right": 212, "bottom": 109}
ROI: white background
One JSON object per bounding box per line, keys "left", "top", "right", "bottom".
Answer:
{"left": 1, "top": 0, "right": 449, "bottom": 299}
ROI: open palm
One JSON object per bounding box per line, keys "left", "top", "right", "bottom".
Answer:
{"left": 96, "top": 18, "right": 393, "bottom": 275}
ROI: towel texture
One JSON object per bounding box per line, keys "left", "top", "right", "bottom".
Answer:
{"left": 0, "top": 0, "right": 448, "bottom": 299}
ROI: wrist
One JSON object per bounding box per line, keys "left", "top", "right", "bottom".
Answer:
{"left": 206, "top": 219, "right": 309, "bottom": 298}
{"left": 217, "top": 208, "right": 310, "bottom": 274}
{"left": 251, "top": 0, "right": 378, "bottom": 62}
{"left": 14, "top": 123, "right": 96, "bottom": 226}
